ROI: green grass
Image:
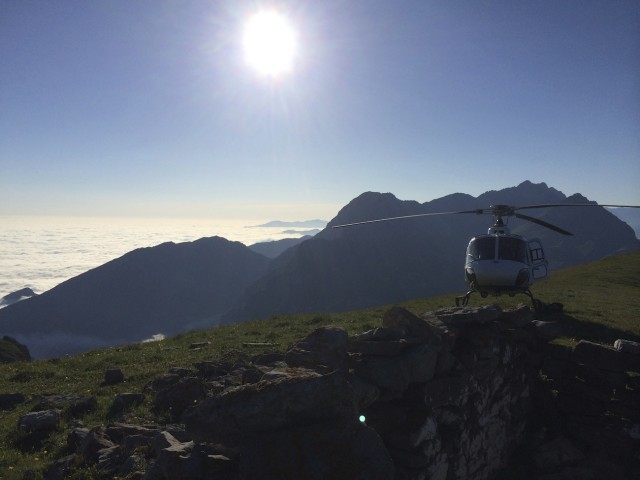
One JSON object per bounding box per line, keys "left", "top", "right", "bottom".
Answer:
{"left": 530, "top": 249, "right": 640, "bottom": 346}
{"left": 1, "top": 249, "right": 639, "bottom": 478}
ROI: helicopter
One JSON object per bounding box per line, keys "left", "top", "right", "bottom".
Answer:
{"left": 333, "top": 203, "right": 640, "bottom": 310}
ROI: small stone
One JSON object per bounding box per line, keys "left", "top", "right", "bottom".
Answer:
{"left": 108, "top": 393, "right": 145, "bottom": 417}
{"left": 104, "top": 368, "right": 125, "bottom": 385}
{"left": 0, "top": 393, "right": 26, "bottom": 410}
{"left": 18, "top": 410, "right": 61, "bottom": 433}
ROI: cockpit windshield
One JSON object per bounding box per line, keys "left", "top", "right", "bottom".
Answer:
{"left": 467, "top": 237, "right": 495, "bottom": 261}
{"left": 467, "top": 236, "right": 528, "bottom": 263}
{"left": 498, "top": 237, "right": 528, "bottom": 263}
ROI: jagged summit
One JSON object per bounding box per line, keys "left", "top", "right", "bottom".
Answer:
{"left": 327, "top": 192, "right": 418, "bottom": 228}
{"left": 478, "top": 180, "right": 566, "bottom": 206}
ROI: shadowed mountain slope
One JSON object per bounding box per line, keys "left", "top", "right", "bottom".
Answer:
{"left": 0, "top": 237, "right": 269, "bottom": 357}
{"left": 249, "top": 236, "right": 313, "bottom": 259}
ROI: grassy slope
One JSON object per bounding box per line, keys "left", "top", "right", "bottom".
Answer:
{"left": 0, "top": 249, "right": 638, "bottom": 478}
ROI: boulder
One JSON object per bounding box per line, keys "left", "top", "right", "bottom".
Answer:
{"left": 183, "top": 370, "right": 357, "bottom": 447}
{"left": 105, "top": 423, "right": 160, "bottom": 445}
{"left": 104, "top": 368, "right": 125, "bottom": 385}
{"left": 285, "top": 326, "right": 349, "bottom": 373}
{"left": 77, "top": 427, "right": 116, "bottom": 464}
{"left": 18, "top": 409, "right": 61, "bottom": 434}
{"left": 67, "top": 427, "right": 90, "bottom": 451}
{"left": 97, "top": 445, "right": 122, "bottom": 474}
{"left": 152, "top": 376, "right": 205, "bottom": 420}
{"left": 16, "top": 409, "right": 61, "bottom": 450}
{"left": 383, "top": 306, "right": 443, "bottom": 345}
{"left": 108, "top": 393, "right": 145, "bottom": 417}
{"left": 45, "top": 454, "right": 77, "bottom": 480}
{"left": 0, "top": 393, "right": 26, "bottom": 410}
{"left": 34, "top": 394, "right": 97, "bottom": 416}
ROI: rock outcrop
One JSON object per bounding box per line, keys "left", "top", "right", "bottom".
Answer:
{"left": 0, "top": 335, "right": 31, "bottom": 363}
{"left": 19, "top": 304, "right": 639, "bottom": 479}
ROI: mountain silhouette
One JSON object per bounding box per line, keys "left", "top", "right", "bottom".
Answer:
{"left": 0, "top": 237, "right": 269, "bottom": 357}
{"left": 222, "top": 181, "right": 639, "bottom": 322}
{"left": 1, "top": 181, "right": 638, "bottom": 358}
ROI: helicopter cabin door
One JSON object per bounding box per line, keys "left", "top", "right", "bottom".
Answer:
{"left": 527, "top": 239, "right": 548, "bottom": 281}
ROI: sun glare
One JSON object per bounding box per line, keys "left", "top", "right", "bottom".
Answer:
{"left": 242, "top": 10, "right": 297, "bottom": 77}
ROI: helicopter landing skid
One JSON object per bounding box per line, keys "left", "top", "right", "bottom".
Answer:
{"left": 455, "top": 291, "right": 473, "bottom": 307}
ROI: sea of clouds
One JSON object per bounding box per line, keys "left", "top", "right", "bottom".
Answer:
{"left": 0, "top": 215, "right": 324, "bottom": 300}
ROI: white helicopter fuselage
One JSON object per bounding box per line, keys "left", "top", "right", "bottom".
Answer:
{"left": 464, "top": 226, "right": 548, "bottom": 296}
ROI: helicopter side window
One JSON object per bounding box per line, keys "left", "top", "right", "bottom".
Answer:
{"left": 498, "top": 237, "right": 528, "bottom": 263}
{"left": 529, "top": 241, "right": 545, "bottom": 262}
{"left": 467, "top": 237, "right": 495, "bottom": 261}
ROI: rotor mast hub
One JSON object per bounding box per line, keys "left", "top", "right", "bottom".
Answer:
{"left": 489, "top": 209, "right": 511, "bottom": 235}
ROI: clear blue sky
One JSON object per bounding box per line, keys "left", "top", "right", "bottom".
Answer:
{"left": 1, "top": 1, "right": 638, "bottom": 220}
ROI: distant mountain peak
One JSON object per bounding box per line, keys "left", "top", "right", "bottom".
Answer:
{"left": 328, "top": 192, "right": 420, "bottom": 227}
{"left": 565, "top": 193, "right": 592, "bottom": 203}
{"left": 0, "top": 288, "right": 37, "bottom": 308}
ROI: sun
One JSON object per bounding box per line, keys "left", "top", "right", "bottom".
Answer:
{"left": 242, "top": 10, "right": 297, "bottom": 78}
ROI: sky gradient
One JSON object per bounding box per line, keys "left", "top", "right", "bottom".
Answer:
{"left": 2, "top": 1, "right": 639, "bottom": 220}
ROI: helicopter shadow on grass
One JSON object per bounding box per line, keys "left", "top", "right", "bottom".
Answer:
{"left": 534, "top": 308, "right": 640, "bottom": 346}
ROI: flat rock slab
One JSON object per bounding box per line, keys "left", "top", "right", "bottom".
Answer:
{"left": 183, "top": 371, "right": 357, "bottom": 446}
{"left": 34, "top": 394, "right": 97, "bottom": 416}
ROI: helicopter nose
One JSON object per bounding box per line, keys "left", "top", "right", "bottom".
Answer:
{"left": 516, "top": 268, "right": 530, "bottom": 286}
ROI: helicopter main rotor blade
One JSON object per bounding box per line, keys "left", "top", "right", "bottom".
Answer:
{"left": 332, "top": 203, "right": 640, "bottom": 229}
{"left": 514, "top": 213, "right": 573, "bottom": 236}
{"left": 514, "top": 203, "right": 640, "bottom": 211}
{"left": 332, "top": 209, "right": 484, "bottom": 228}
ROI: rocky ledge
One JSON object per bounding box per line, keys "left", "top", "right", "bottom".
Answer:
{"left": 7, "top": 304, "right": 640, "bottom": 479}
